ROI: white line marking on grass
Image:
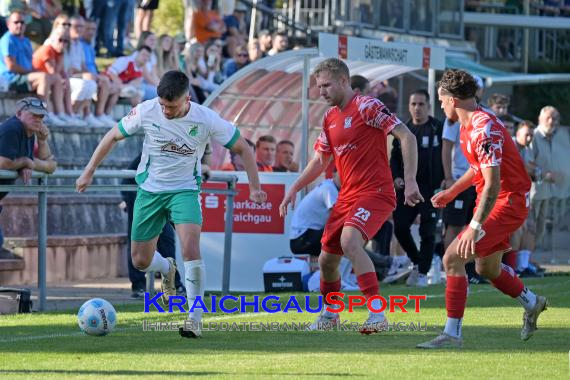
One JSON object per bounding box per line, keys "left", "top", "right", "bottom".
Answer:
{"left": 0, "top": 312, "right": 272, "bottom": 344}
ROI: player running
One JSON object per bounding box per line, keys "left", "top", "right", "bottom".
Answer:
{"left": 76, "top": 70, "right": 266, "bottom": 338}
{"left": 280, "top": 58, "right": 423, "bottom": 333}
{"left": 417, "top": 69, "right": 548, "bottom": 349}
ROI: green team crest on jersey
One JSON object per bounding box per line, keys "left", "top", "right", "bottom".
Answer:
{"left": 188, "top": 123, "right": 200, "bottom": 136}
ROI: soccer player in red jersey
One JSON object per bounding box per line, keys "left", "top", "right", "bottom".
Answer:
{"left": 279, "top": 58, "right": 424, "bottom": 332}
{"left": 417, "top": 70, "right": 548, "bottom": 349}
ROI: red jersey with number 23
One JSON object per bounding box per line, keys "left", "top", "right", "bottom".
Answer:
{"left": 314, "top": 95, "right": 401, "bottom": 202}
{"left": 460, "top": 107, "right": 531, "bottom": 197}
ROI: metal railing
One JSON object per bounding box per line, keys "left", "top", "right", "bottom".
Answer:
{"left": 0, "top": 170, "right": 238, "bottom": 311}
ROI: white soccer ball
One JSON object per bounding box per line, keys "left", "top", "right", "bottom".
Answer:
{"left": 77, "top": 298, "right": 117, "bottom": 336}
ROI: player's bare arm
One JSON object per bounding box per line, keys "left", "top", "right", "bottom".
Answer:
{"left": 457, "top": 166, "right": 500, "bottom": 259}
{"left": 231, "top": 136, "right": 267, "bottom": 204}
{"left": 279, "top": 151, "right": 332, "bottom": 217}
{"left": 431, "top": 169, "right": 474, "bottom": 208}
{"left": 390, "top": 123, "right": 424, "bottom": 206}
{"left": 76, "top": 126, "right": 125, "bottom": 192}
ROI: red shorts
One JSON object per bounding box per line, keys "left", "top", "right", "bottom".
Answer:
{"left": 458, "top": 191, "right": 529, "bottom": 258}
{"left": 321, "top": 193, "right": 395, "bottom": 255}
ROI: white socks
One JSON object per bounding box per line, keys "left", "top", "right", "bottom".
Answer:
{"left": 444, "top": 317, "right": 462, "bottom": 338}
{"left": 517, "top": 287, "right": 537, "bottom": 311}
{"left": 140, "top": 251, "right": 170, "bottom": 275}
{"left": 185, "top": 260, "right": 205, "bottom": 322}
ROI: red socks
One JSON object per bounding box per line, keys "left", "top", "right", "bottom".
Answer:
{"left": 490, "top": 264, "right": 524, "bottom": 298}
{"left": 356, "top": 272, "right": 379, "bottom": 299}
{"left": 446, "top": 275, "right": 468, "bottom": 318}
{"left": 320, "top": 278, "right": 341, "bottom": 301}
{"left": 503, "top": 250, "right": 517, "bottom": 270}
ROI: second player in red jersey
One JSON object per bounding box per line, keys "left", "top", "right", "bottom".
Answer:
{"left": 418, "top": 69, "right": 547, "bottom": 350}
{"left": 280, "top": 58, "right": 423, "bottom": 333}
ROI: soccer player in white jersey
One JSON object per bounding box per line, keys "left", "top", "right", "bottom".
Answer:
{"left": 76, "top": 70, "right": 267, "bottom": 338}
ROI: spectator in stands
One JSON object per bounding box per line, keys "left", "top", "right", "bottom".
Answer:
{"left": 135, "top": 0, "right": 159, "bottom": 39}
{"left": 135, "top": 31, "right": 160, "bottom": 100}
{"left": 81, "top": 18, "right": 120, "bottom": 126}
{"left": 106, "top": 45, "right": 152, "bottom": 106}
{"left": 33, "top": 26, "right": 91, "bottom": 126}
{"left": 247, "top": 38, "right": 263, "bottom": 62}
{"left": 258, "top": 29, "right": 272, "bottom": 56}
{"left": 103, "top": 0, "right": 130, "bottom": 57}
{"left": 509, "top": 120, "right": 540, "bottom": 276}
{"left": 0, "top": 11, "right": 66, "bottom": 126}
{"left": 528, "top": 106, "right": 569, "bottom": 248}
{"left": 273, "top": 140, "right": 298, "bottom": 172}
{"left": 350, "top": 74, "right": 371, "bottom": 96}
{"left": 181, "top": 42, "right": 208, "bottom": 102}
{"left": 255, "top": 135, "right": 276, "bottom": 172}
{"left": 192, "top": 0, "right": 225, "bottom": 45}
{"left": 390, "top": 89, "right": 443, "bottom": 287}
{"left": 156, "top": 34, "right": 179, "bottom": 78}
{"left": 83, "top": 0, "right": 106, "bottom": 56}
{"left": 25, "top": 0, "right": 61, "bottom": 45}
{"left": 514, "top": 120, "right": 536, "bottom": 163}
{"left": 205, "top": 39, "right": 224, "bottom": 83}
{"left": 222, "top": 138, "right": 255, "bottom": 171}
{"left": 267, "top": 30, "right": 288, "bottom": 56}
{"left": 67, "top": 15, "right": 104, "bottom": 127}
{"left": 223, "top": 44, "right": 249, "bottom": 78}
{"left": 174, "top": 32, "right": 186, "bottom": 68}
{"left": 487, "top": 93, "right": 510, "bottom": 119}
{"left": 223, "top": 2, "right": 248, "bottom": 58}
{"left": 0, "top": 97, "right": 57, "bottom": 258}
{"left": 121, "top": 152, "right": 185, "bottom": 299}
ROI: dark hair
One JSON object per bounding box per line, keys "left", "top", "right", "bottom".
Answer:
{"left": 277, "top": 140, "right": 294, "bottom": 149}
{"left": 157, "top": 70, "right": 190, "bottom": 101}
{"left": 350, "top": 75, "right": 369, "bottom": 93}
{"left": 137, "top": 45, "right": 152, "bottom": 54}
{"left": 517, "top": 120, "right": 535, "bottom": 131}
{"left": 313, "top": 58, "right": 350, "bottom": 80}
{"left": 438, "top": 69, "right": 477, "bottom": 100}
{"left": 136, "top": 31, "right": 154, "bottom": 50}
{"left": 410, "top": 89, "right": 430, "bottom": 103}
{"left": 256, "top": 135, "right": 276, "bottom": 148}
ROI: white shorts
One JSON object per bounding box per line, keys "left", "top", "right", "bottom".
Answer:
{"left": 70, "top": 78, "right": 97, "bottom": 102}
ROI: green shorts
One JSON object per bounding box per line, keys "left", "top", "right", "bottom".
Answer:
{"left": 131, "top": 188, "right": 202, "bottom": 241}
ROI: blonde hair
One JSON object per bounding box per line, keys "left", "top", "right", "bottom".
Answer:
{"left": 313, "top": 58, "right": 349, "bottom": 80}
{"left": 156, "top": 34, "right": 178, "bottom": 77}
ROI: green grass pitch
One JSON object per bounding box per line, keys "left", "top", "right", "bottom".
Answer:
{"left": 1, "top": 277, "right": 569, "bottom": 379}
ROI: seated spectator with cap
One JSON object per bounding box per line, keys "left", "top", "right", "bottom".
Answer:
{"left": 0, "top": 97, "right": 57, "bottom": 259}
{"left": 255, "top": 135, "right": 276, "bottom": 172}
